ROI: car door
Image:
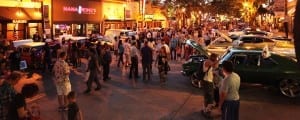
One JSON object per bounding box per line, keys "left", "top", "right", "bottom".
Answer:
{"left": 243, "top": 53, "right": 263, "bottom": 83}
{"left": 231, "top": 53, "right": 261, "bottom": 83}
{"left": 228, "top": 52, "right": 260, "bottom": 83}
{"left": 229, "top": 53, "right": 248, "bottom": 81}
{"left": 256, "top": 57, "right": 279, "bottom": 85}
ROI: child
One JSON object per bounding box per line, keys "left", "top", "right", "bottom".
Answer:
{"left": 67, "top": 91, "right": 83, "bottom": 120}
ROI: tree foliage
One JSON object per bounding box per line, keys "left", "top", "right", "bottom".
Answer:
{"left": 163, "top": 0, "right": 244, "bottom": 18}
{"left": 204, "top": 0, "right": 242, "bottom": 16}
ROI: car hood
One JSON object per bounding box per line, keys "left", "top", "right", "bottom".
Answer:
{"left": 215, "top": 30, "right": 232, "bottom": 42}
{"left": 185, "top": 39, "right": 209, "bottom": 57}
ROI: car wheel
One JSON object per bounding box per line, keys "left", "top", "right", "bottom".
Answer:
{"left": 279, "top": 79, "right": 300, "bottom": 98}
{"left": 191, "top": 74, "right": 201, "bottom": 88}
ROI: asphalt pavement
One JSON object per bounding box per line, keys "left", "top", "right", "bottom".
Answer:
{"left": 28, "top": 56, "right": 300, "bottom": 120}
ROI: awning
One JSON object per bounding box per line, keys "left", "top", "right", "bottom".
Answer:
{"left": 0, "top": 7, "right": 42, "bottom": 22}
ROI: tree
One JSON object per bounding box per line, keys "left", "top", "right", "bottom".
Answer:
{"left": 203, "top": 0, "right": 242, "bottom": 17}
{"left": 294, "top": 0, "right": 300, "bottom": 65}
{"left": 163, "top": 0, "right": 245, "bottom": 19}
{"left": 163, "top": 0, "right": 204, "bottom": 17}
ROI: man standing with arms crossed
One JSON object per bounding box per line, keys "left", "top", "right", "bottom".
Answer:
{"left": 218, "top": 60, "right": 240, "bottom": 120}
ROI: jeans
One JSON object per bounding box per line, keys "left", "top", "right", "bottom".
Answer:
{"left": 170, "top": 47, "right": 176, "bottom": 60}
{"left": 142, "top": 63, "right": 151, "bottom": 81}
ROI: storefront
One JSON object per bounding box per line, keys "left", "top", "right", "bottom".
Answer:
{"left": 0, "top": 6, "right": 42, "bottom": 41}
{"left": 102, "top": 1, "right": 138, "bottom": 32}
{"left": 140, "top": 4, "right": 167, "bottom": 29}
{"left": 141, "top": 14, "right": 165, "bottom": 28}
{"left": 52, "top": 0, "right": 102, "bottom": 37}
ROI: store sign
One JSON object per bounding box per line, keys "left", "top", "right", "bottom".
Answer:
{"left": 145, "top": 15, "right": 154, "bottom": 19}
{"left": 13, "top": 20, "right": 27, "bottom": 23}
{"left": 63, "top": 6, "right": 96, "bottom": 14}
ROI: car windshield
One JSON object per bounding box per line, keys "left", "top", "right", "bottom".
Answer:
{"left": 221, "top": 49, "right": 231, "bottom": 59}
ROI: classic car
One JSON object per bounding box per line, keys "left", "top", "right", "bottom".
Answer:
{"left": 182, "top": 39, "right": 300, "bottom": 98}
{"left": 228, "top": 28, "right": 272, "bottom": 40}
{"left": 232, "top": 35, "right": 276, "bottom": 49}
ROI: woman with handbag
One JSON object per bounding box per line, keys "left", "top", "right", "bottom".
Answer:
{"left": 155, "top": 46, "right": 170, "bottom": 86}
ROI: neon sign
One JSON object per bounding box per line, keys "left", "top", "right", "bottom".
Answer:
{"left": 63, "top": 6, "right": 96, "bottom": 14}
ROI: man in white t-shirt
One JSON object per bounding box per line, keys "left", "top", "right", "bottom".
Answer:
{"left": 129, "top": 42, "right": 139, "bottom": 79}
{"left": 124, "top": 39, "right": 131, "bottom": 67}
{"left": 218, "top": 61, "right": 240, "bottom": 120}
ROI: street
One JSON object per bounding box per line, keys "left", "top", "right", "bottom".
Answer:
{"left": 29, "top": 58, "right": 300, "bottom": 120}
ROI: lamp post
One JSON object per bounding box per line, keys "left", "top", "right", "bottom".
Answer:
{"left": 123, "top": 4, "right": 127, "bottom": 29}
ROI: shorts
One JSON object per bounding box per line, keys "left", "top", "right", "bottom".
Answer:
{"left": 56, "top": 82, "right": 71, "bottom": 96}
{"left": 202, "top": 80, "right": 214, "bottom": 105}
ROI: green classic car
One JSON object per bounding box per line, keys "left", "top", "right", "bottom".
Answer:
{"left": 182, "top": 39, "right": 300, "bottom": 98}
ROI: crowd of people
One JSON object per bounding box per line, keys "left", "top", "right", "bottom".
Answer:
{"left": 0, "top": 22, "right": 242, "bottom": 119}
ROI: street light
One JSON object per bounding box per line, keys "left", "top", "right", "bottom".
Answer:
{"left": 123, "top": 4, "right": 127, "bottom": 29}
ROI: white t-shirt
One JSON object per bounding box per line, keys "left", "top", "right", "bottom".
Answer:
{"left": 130, "top": 46, "right": 138, "bottom": 57}
{"left": 220, "top": 72, "right": 240, "bottom": 100}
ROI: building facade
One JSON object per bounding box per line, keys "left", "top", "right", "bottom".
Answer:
{"left": 0, "top": 0, "right": 44, "bottom": 40}
{"left": 51, "top": 0, "right": 102, "bottom": 37}
{"left": 0, "top": 0, "right": 168, "bottom": 40}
